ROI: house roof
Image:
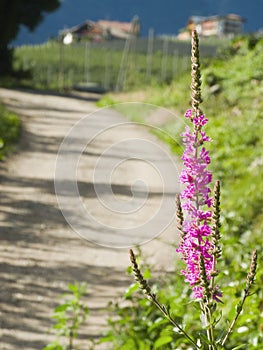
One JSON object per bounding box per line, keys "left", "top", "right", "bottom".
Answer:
{"left": 59, "top": 18, "right": 140, "bottom": 41}
{"left": 189, "top": 13, "right": 245, "bottom": 24}
{"left": 97, "top": 20, "right": 134, "bottom": 34}
{"left": 60, "top": 20, "right": 99, "bottom": 36}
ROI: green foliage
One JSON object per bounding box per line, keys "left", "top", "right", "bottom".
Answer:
{"left": 102, "top": 258, "right": 199, "bottom": 349}
{"left": 200, "top": 40, "right": 263, "bottom": 246}
{"left": 44, "top": 283, "right": 89, "bottom": 350}
{"left": 101, "top": 253, "right": 262, "bottom": 349}
{"left": 100, "top": 36, "right": 263, "bottom": 349}
{"left": 147, "top": 73, "right": 191, "bottom": 110}
{"left": 127, "top": 35, "right": 263, "bottom": 250}
{"left": 13, "top": 41, "right": 191, "bottom": 91}
{"left": 96, "top": 96, "right": 117, "bottom": 108}
{"left": 0, "top": 103, "right": 20, "bottom": 160}
{"left": 114, "top": 103, "right": 156, "bottom": 123}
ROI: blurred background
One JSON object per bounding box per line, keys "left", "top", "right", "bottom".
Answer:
{"left": 0, "top": 1, "right": 262, "bottom": 349}
{"left": 1, "top": 0, "right": 263, "bottom": 92}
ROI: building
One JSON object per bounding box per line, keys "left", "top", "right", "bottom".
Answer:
{"left": 178, "top": 14, "right": 244, "bottom": 40}
{"left": 60, "top": 20, "right": 102, "bottom": 42}
{"left": 59, "top": 16, "right": 140, "bottom": 43}
{"left": 97, "top": 18, "right": 140, "bottom": 40}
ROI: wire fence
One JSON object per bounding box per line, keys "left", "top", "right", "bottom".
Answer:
{"left": 15, "top": 36, "right": 219, "bottom": 92}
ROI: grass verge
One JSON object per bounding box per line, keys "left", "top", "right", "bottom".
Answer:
{"left": 0, "top": 103, "right": 20, "bottom": 160}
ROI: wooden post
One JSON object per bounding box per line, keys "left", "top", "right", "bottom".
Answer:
{"left": 84, "top": 41, "right": 91, "bottom": 83}
{"left": 104, "top": 48, "right": 111, "bottom": 90}
{"left": 116, "top": 38, "right": 130, "bottom": 91}
{"left": 58, "top": 41, "right": 64, "bottom": 90}
{"left": 146, "top": 28, "right": 154, "bottom": 82}
{"left": 172, "top": 49, "right": 178, "bottom": 79}
{"left": 161, "top": 38, "right": 169, "bottom": 82}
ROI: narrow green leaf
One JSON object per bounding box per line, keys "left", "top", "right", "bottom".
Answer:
{"left": 198, "top": 332, "right": 210, "bottom": 344}
{"left": 154, "top": 336, "right": 173, "bottom": 349}
{"left": 235, "top": 301, "right": 242, "bottom": 313}
{"left": 143, "top": 268, "right": 152, "bottom": 279}
{"left": 99, "top": 334, "right": 115, "bottom": 343}
{"left": 54, "top": 303, "right": 69, "bottom": 312}
{"left": 83, "top": 306, "right": 89, "bottom": 315}
{"left": 232, "top": 344, "right": 248, "bottom": 350}
{"left": 126, "top": 265, "right": 132, "bottom": 274}
{"left": 148, "top": 317, "right": 167, "bottom": 332}
{"left": 68, "top": 283, "right": 77, "bottom": 292}
{"left": 125, "top": 282, "right": 139, "bottom": 297}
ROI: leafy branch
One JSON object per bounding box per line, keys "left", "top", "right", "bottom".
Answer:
{"left": 129, "top": 249, "right": 201, "bottom": 349}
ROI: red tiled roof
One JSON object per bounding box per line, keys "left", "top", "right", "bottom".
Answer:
{"left": 97, "top": 20, "right": 133, "bottom": 33}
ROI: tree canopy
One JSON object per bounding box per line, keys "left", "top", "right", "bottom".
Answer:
{"left": 0, "top": 0, "right": 61, "bottom": 75}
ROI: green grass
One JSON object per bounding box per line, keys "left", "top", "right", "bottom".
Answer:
{"left": 13, "top": 41, "right": 192, "bottom": 91}
{"left": 0, "top": 104, "right": 20, "bottom": 160}
{"left": 99, "top": 35, "right": 263, "bottom": 244}
{"left": 134, "top": 36, "right": 263, "bottom": 247}
{"left": 114, "top": 103, "right": 157, "bottom": 123}
{"left": 10, "top": 36, "right": 231, "bottom": 92}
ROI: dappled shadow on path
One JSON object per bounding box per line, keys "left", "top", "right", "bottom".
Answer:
{"left": 0, "top": 158, "right": 131, "bottom": 348}
{"left": 0, "top": 169, "right": 130, "bottom": 349}
{"left": 0, "top": 90, "right": 131, "bottom": 350}
{"left": 0, "top": 88, "right": 179, "bottom": 349}
{"left": 14, "top": 87, "right": 101, "bottom": 103}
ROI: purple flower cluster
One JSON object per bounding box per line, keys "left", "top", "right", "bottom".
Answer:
{"left": 177, "top": 109, "right": 220, "bottom": 300}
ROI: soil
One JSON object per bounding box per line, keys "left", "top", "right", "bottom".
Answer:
{"left": 0, "top": 88, "right": 181, "bottom": 349}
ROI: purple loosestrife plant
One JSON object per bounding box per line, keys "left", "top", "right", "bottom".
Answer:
{"left": 177, "top": 109, "right": 220, "bottom": 301}
{"left": 129, "top": 30, "right": 258, "bottom": 350}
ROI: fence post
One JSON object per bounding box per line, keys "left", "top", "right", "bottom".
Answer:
{"left": 58, "top": 41, "right": 64, "bottom": 91}
{"left": 104, "top": 48, "right": 111, "bottom": 90}
{"left": 161, "top": 38, "right": 169, "bottom": 82}
{"left": 172, "top": 49, "right": 178, "bottom": 79}
{"left": 84, "top": 41, "right": 91, "bottom": 83}
{"left": 47, "top": 64, "right": 53, "bottom": 88}
{"left": 116, "top": 39, "right": 130, "bottom": 91}
{"left": 146, "top": 28, "right": 154, "bottom": 83}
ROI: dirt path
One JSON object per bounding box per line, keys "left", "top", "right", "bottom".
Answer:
{"left": 0, "top": 88, "right": 181, "bottom": 349}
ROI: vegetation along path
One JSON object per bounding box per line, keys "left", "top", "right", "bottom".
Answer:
{"left": 0, "top": 88, "right": 181, "bottom": 349}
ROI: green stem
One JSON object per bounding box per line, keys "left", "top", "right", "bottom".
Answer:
{"left": 221, "top": 249, "right": 257, "bottom": 346}
{"left": 199, "top": 256, "right": 217, "bottom": 349}
{"left": 151, "top": 293, "right": 201, "bottom": 349}
{"left": 200, "top": 300, "right": 217, "bottom": 349}
{"left": 221, "top": 291, "right": 246, "bottom": 346}
{"left": 69, "top": 329, "right": 73, "bottom": 350}
{"left": 207, "top": 307, "right": 216, "bottom": 349}
{"left": 205, "top": 298, "right": 217, "bottom": 349}
{"left": 129, "top": 249, "right": 200, "bottom": 349}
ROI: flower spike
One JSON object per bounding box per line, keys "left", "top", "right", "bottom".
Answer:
{"left": 191, "top": 30, "right": 203, "bottom": 117}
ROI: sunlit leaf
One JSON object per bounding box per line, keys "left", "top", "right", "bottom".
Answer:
{"left": 154, "top": 335, "right": 173, "bottom": 349}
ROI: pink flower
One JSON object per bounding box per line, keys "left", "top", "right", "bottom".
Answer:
{"left": 193, "top": 114, "right": 208, "bottom": 126}
{"left": 177, "top": 109, "right": 220, "bottom": 300}
{"left": 185, "top": 109, "right": 193, "bottom": 118}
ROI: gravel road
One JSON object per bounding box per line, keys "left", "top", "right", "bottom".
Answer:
{"left": 0, "top": 88, "right": 181, "bottom": 349}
